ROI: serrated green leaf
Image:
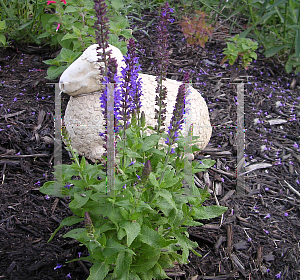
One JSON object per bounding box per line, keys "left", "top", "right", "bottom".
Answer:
{"left": 69, "top": 191, "right": 92, "bottom": 209}
{"left": 87, "top": 261, "right": 109, "bottom": 280}
{"left": 148, "top": 172, "right": 159, "bottom": 188}
{"left": 139, "top": 225, "right": 176, "bottom": 248}
{"left": 60, "top": 48, "right": 76, "bottom": 60}
{"left": 157, "top": 189, "right": 176, "bottom": 210}
{"left": 192, "top": 205, "right": 227, "bottom": 220}
{"left": 120, "top": 220, "right": 141, "bottom": 247}
{"left": 113, "top": 251, "right": 133, "bottom": 279}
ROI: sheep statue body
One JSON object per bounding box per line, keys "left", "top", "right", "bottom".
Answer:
{"left": 59, "top": 44, "right": 212, "bottom": 162}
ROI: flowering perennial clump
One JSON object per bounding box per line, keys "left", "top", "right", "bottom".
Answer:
{"left": 40, "top": 2, "right": 224, "bottom": 280}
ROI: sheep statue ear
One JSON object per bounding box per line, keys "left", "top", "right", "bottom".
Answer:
{"left": 59, "top": 44, "right": 125, "bottom": 96}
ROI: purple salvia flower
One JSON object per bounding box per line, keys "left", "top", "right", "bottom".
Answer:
{"left": 166, "top": 72, "right": 189, "bottom": 147}
{"left": 119, "top": 38, "right": 143, "bottom": 129}
{"left": 94, "top": 0, "right": 121, "bottom": 140}
{"left": 154, "top": 2, "right": 173, "bottom": 133}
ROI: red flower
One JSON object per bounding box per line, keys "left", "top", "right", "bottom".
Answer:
{"left": 60, "top": 0, "right": 66, "bottom": 4}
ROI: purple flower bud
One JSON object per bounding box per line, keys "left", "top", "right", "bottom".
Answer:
{"left": 141, "top": 160, "right": 152, "bottom": 183}
{"left": 84, "top": 212, "right": 95, "bottom": 237}
{"left": 166, "top": 72, "right": 189, "bottom": 148}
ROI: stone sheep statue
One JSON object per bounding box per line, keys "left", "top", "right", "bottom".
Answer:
{"left": 59, "top": 44, "right": 212, "bottom": 162}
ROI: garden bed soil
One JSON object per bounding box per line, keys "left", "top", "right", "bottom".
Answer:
{"left": 1, "top": 10, "right": 300, "bottom": 280}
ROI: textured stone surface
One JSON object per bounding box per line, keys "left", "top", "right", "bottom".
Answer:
{"left": 60, "top": 44, "right": 212, "bottom": 162}
{"left": 59, "top": 44, "right": 125, "bottom": 96}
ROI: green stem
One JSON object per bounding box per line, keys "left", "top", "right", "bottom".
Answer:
{"left": 0, "top": 0, "right": 13, "bottom": 18}
{"left": 283, "top": 1, "right": 288, "bottom": 41}
{"left": 246, "top": 0, "right": 267, "bottom": 49}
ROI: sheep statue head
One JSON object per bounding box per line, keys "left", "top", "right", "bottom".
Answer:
{"left": 59, "top": 44, "right": 212, "bottom": 162}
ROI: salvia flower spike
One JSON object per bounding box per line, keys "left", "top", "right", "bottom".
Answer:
{"left": 119, "top": 38, "right": 143, "bottom": 130}
{"left": 84, "top": 212, "right": 95, "bottom": 238}
{"left": 93, "top": 0, "right": 110, "bottom": 77}
{"left": 154, "top": 2, "right": 174, "bottom": 133}
{"left": 166, "top": 72, "right": 190, "bottom": 147}
{"left": 141, "top": 160, "right": 152, "bottom": 184}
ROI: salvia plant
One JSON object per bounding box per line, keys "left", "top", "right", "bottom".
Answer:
{"left": 40, "top": 1, "right": 227, "bottom": 279}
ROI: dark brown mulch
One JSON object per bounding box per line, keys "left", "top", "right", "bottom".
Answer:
{"left": 1, "top": 10, "right": 300, "bottom": 280}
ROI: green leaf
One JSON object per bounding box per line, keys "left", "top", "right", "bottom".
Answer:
{"left": 264, "top": 45, "right": 286, "bottom": 57}
{"left": 45, "top": 65, "right": 68, "bottom": 80}
{"left": 148, "top": 172, "right": 159, "bottom": 188}
{"left": 61, "top": 32, "right": 78, "bottom": 41}
{"left": 139, "top": 225, "right": 176, "bottom": 248}
{"left": 39, "top": 181, "right": 65, "bottom": 197}
{"left": 87, "top": 261, "right": 109, "bottom": 280}
{"left": 157, "top": 189, "right": 176, "bottom": 210}
{"left": 131, "top": 246, "right": 161, "bottom": 273}
{"left": 192, "top": 205, "right": 227, "bottom": 220}
{"left": 63, "top": 228, "right": 86, "bottom": 239}
{"left": 48, "top": 216, "right": 84, "bottom": 242}
{"left": 111, "top": 0, "right": 124, "bottom": 10}
{"left": 120, "top": 29, "right": 133, "bottom": 39}
{"left": 140, "top": 134, "right": 161, "bottom": 152}
{"left": 60, "top": 48, "right": 76, "bottom": 60}
{"left": 124, "top": 149, "right": 142, "bottom": 159}
{"left": 191, "top": 248, "right": 202, "bottom": 257}
{"left": 0, "top": 20, "right": 6, "bottom": 30}
{"left": 116, "top": 20, "right": 128, "bottom": 30}
{"left": 113, "top": 251, "right": 133, "bottom": 279}
{"left": 120, "top": 220, "right": 141, "bottom": 247}
{"left": 285, "top": 58, "right": 293, "bottom": 73}
{"left": 64, "top": 5, "right": 79, "bottom": 13}
{"left": 0, "top": 35, "right": 6, "bottom": 45}
{"left": 69, "top": 191, "right": 92, "bottom": 209}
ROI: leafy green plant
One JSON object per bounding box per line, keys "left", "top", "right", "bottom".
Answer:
{"left": 0, "top": 0, "right": 48, "bottom": 45}
{"left": 221, "top": 34, "right": 258, "bottom": 70}
{"left": 180, "top": 10, "right": 213, "bottom": 48}
{"left": 40, "top": 2, "right": 227, "bottom": 279}
{"left": 40, "top": 122, "right": 226, "bottom": 279}
{"left": 41, "top": 0, "right": 133, "bottom": 79}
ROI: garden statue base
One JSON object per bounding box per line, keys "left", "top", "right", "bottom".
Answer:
{"left": 59, "top": 44, "right": 212, "bottom": 162}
